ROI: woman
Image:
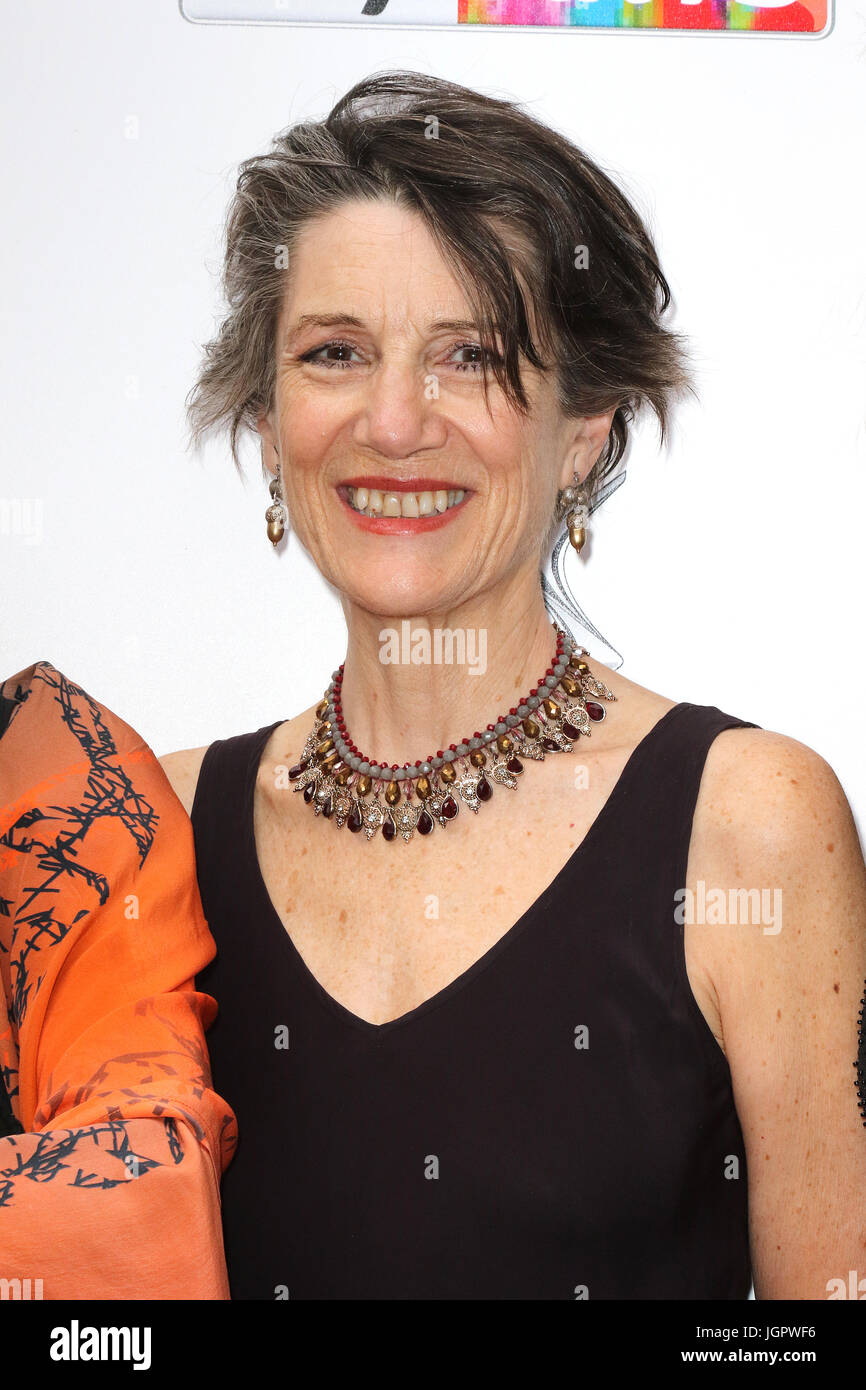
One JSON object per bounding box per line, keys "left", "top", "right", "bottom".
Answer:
{"left": 162, "top": 70, "right": 866, "bottom": 1300}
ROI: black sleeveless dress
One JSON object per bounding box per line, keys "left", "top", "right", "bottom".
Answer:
{"left": 192, "top": 701, "right": 758, "bottom": 1300}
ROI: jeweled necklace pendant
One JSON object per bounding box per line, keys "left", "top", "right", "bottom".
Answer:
{"left": 287, "top": 621, "right": 615, "bottom": 844}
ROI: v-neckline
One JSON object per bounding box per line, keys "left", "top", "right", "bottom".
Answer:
{"left": 244, "top": 701, "right": 689, "bottom": 1038}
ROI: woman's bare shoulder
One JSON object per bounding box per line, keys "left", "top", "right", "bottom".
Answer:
{"left": 600, "top": 661, "right": 854, "bottom": 844}
{"left": 157, "top": 747, "right": 212, "bottom": 818}
{"left": 696, "top": 722, "right": 853, "bottom": 851}
{"left": 688, "top": 720, "right": 863, "bottom": 954}
{"left": 158, "top": 703, "right": 319, "bottom": 818}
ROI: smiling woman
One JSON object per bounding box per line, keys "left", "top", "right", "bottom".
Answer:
{"left": 156, "top": 70, "right": 866, "bottom": 1302}
{"left": 7, "top": 67, "right": 861, "bottom": 1304}
{"left": 185, "top": 71, "right": 688, "bottom": 514}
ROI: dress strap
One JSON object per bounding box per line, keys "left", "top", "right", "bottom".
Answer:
{"left": 592, "top": 701, "right": 762, "bottom": 1075}
{"left": 190, "top": 721, "right": 282, "bottom": 906}
{"left": 636, "top": 702, "right": 761, "bottom": 894}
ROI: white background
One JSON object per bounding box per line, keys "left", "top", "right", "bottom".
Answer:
{"left": 1, "top": 2, "right": 864, "bottom": 837}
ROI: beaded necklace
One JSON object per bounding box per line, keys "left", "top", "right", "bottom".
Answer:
{"left": 288, "top": 621, "right": 615, "bottom": 843}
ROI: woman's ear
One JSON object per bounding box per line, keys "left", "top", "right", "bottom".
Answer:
{"left": 557, "top": 408, "right": 617, "bottom": 491}
{"left": 257, "top": 411, "right": 281, "bottom": 475}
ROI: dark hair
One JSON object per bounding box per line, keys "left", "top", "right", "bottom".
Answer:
{"left": 185, "top": 69, "right": 693, "bottom": 505}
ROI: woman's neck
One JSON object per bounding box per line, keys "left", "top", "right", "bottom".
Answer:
{"left": 336, "top": 586, "right": 563, "bottom": 771}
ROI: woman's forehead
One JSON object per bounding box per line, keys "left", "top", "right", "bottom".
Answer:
{"left": 278, "top": 205, "right": 474, "bottom": 336}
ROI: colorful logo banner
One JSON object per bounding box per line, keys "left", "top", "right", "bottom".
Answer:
{"left": 181, "top": 0, "right": 831, "bottom": 35}
{"left": 458, "top": 2, "right": 828, "bottom": 31}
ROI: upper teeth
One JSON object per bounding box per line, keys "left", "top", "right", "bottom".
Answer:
{"left": 346, "top": 487, "right": 465, "bottom": 517}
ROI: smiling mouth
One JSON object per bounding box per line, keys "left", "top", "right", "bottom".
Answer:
{"left": 337, "top": 483, "right": 468, "bottom": 519}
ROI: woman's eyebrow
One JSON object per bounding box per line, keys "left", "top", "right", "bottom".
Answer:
{"left": 286, "top": 312, "right": 366, "bottom": 338}
{"left": 426, "top": 318, "right": 481, "bottom": 334}
{"left": 285, "top": 313, "right": 482, "bottom": 339}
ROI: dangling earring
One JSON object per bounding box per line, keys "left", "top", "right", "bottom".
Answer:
{"left": 264, "top": 450, "right": 288, "bottom": 547}
{"left": 556, "top": 471, "right": 591, "bottom": 555}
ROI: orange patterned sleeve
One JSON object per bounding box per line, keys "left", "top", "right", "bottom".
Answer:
{"left": 0, "top": 661, "right": 238, "bottom": 1299}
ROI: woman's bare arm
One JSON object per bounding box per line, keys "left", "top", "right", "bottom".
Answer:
{"left": 689, "top": 728, "right": 866, "bottom": 1300}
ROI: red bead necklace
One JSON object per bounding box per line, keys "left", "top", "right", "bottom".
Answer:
{"left": 288, "top": 621, "right": 615, "bottom": 843}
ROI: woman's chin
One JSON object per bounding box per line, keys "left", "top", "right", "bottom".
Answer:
{"left": 334, "top": 574, "right": 469, "bottom": 622}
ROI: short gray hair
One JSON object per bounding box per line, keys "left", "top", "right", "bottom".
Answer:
{"left": 185, "top": 69, "right": 694, "bottom": 507}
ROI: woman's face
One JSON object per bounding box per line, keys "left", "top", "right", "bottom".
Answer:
{"left": 259, "top": 197, "right": 612, "bottom": 618}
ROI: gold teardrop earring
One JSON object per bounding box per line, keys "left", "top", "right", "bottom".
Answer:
{"left": 556, "top": 471, "right": 591, "bottom": 555}
{"left": 264, "top": 449, "right": 288, "bottom": 547}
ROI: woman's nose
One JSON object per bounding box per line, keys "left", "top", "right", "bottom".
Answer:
{"left": 353, "top": 359, "right": 446, "bottom": 459}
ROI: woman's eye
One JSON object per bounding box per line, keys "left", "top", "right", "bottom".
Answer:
{"left": 301, "top": 341, "right": 362, "bottom": 368}
{"left": 450, "top": 343, "right": 487, "bottom": 372}
{"left": 449, "top": 343, "right": 503, "bottom": 373}
{"left": 299, "top": 339, "right": 498, "bottom": 373}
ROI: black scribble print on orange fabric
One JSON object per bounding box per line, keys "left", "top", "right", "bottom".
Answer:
{"left": 0, "top": 1117, "right": 184, "bottom": 1207}
{"left": 1, "top": 664, "right": 158, "bottom": 1028}
{"left": 0, "top": 662, "right": 232, "bottom": 1196}
{"left": 0, "top": 1057, "right": 21, "bottom": 1137}
{"left": 36, "top": 1005, "right": 217, "bottom": 1144}
{"left": 0, "top": 679, "right": 29, "bottom": 740}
